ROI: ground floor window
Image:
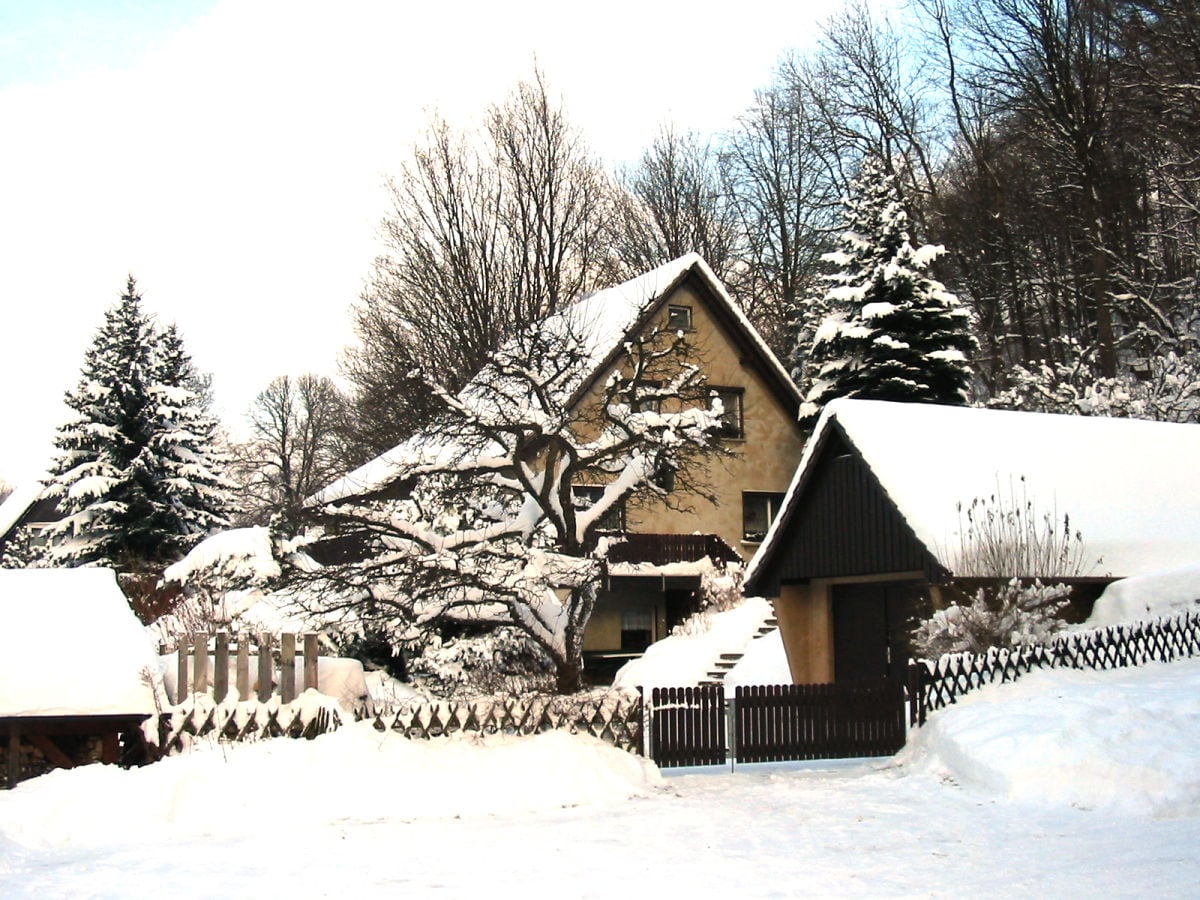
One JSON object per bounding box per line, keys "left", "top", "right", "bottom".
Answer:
{"left": 621, "top": 608, "right": 654, "bottom": 652}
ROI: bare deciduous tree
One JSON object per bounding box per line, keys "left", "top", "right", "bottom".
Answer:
{"left": 343, "top": 71, "right": 621, "bottom": 458}
{"left": 233, "top": 374, "right": 351, "bottom": 526}
{"left": 613, "top": 126, "right": 742, "bottom": 287}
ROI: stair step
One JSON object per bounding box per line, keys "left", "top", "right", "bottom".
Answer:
{"left": 719, "top": 653, "right": 742, "bottom": 660}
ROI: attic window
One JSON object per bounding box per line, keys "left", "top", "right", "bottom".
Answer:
{"left": 667, "top": 304, "right": 693, "bottom": 331}
{"left": 743, "top": 491, "right": 786, "bottom": 543}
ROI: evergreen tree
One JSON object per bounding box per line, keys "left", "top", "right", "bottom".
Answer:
{"left": 149, "top": 323, "right": 233, "bottom": 549}
{"left": 43, "top": 278, "right": 231, "bottom": 568}
{"left": 798, "top": 160, "right": 976, "bottom": 427}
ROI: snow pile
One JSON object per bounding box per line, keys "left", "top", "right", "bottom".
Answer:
{"left": 613, "top": 596, "right": 776, "bottom": 688}
{"left": 1087, "top": 563, "right": 1200, "bottom": 627}
{"left": 0, "top": 726, "right": 662, "bottom": 848}
{"left": 0, "top": 568, "right": 161, "bottom": 716}
{"left": 904, "top": 658, "right": 1200, "bottom": 817}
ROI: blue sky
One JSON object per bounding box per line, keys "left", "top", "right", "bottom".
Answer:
{"left": 0, "top": 0, "right": 848, "bottom": 485}
{"left": 0, "top": 2, "right": 215, "bottom": 86}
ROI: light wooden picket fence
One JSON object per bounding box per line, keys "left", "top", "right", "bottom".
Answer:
{"left": 161, "top": 632, "right": 320, "bottom": 705}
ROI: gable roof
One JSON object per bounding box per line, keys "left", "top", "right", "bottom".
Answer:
{"left": 745, "top": 399, "right": 1200, "bottom": 594}
{"left": 310, "top": 254, "right": 800, "bottom": 507}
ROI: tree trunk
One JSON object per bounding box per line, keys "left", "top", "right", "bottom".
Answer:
{"left": 554, "top": 658, "right": 583, "bottom": 695}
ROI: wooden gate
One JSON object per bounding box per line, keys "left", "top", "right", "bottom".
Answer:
{"left": 734, "top": 680, "right": 906, "bottom": 763}
{"left": 648, "top": 680, "right": 906, "bottom": 767}
{"left": 648, "top": 685, "right": 726, "bottom": 767}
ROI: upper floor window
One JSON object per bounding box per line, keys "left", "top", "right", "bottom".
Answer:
{"left": 626, "top": 379, "right": 662, "bottom": 414}
{"left": 667, "top": 304, "right": 693, "bottom": 331}
{"left": 743, "top": 491, "right": 786, "bottom": 543}
{"left": 572, "top": 485, "right": 625, "bottom": 533}
{"left": 711, "top": 387, "right": 744, "bottom": 439}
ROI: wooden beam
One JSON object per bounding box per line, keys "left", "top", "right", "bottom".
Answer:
{"left": 28, "top": 734, "right": 74, "bottom": 769}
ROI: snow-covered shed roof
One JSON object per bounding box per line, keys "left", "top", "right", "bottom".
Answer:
{"left": 310, "top": 254, "right": 799, "bottom": 507}
{"left": 0, "top": 568, "right": 160, "bottom": 717}
{"left": 745, "top": 399, "right": 1200, "bottom": 592}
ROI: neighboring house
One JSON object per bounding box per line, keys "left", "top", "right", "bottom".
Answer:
{"left": 0, "top": 479, "right": 60, "bottom": 560}
{"left": 309, "top": 255, "right": 806, "bottom": 680}
{"left": 743, "top": 398, "right": 1200, "bottom": 686}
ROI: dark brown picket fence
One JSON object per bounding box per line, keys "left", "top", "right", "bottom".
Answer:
{"left": 909, "top": 609, "right": 1200, "bottom": 726}
{"left": 734, "top": 681, "right": 906, "bottom": 763}
{"left": 649, "top": 685, "right": 727, "bottom": 767}
{"left": 648, "top": 679, "right": 906, "bottom": 767}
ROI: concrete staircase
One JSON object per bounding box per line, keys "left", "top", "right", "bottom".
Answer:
{"left": 701, "top": 613, "right": 779, "bottom": 685}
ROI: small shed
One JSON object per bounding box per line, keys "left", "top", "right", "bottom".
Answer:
{"left": 744, "top": 399, "right": 1200, "bottom": 685}
{"left": 1, "top": 567, "right": 161, "bottom": 787}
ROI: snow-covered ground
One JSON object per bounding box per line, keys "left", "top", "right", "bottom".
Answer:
{"left": 3, "top": 658, "right": 1200, "bottom": 895}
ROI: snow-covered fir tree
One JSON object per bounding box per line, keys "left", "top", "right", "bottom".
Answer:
{"left": 43, "top": 278, "right": 231, "bottom": 569}
{"left": 798, "top": 159, "right": 976, "bottom": 427}
{"left": 150, "top": 322, "right": 233, "bottom": 546}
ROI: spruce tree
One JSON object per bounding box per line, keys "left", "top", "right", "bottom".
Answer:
{"left": 44, "top": 278, "right": 230, "bottom": 568}
{"left": 798, "top": 160, "right": 976, "bottom": 427}
{"left": 148, "top": 323, "right": 233, "bottom": 553}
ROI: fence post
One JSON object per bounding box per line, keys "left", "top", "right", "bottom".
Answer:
{"left": 257, "top": 633, "right": 273, "bottom": 702}
{"left": 176, "top": 635, "right": 190, "bottom": 704}
{"left": 304, "top": 633, "right": 319, "bottom": 694}
{"left": 906, "top": 661, "right": 921, "bottom": 727}
{"left": 193, "top": 632, "right": 209, "bottom": 695}
{"left": 214, "top": 632, "right": 229, "bottom": 703}
{"left": 727, "top": 691, "right": 738, "bottom": 772}
{"left": 280, "top": 633, "right": 296, "bottom": 703}
{"left": 236, "top": 636, "right": 250, "bottom": 701}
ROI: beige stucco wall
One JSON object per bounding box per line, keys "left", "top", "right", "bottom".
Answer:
{"left": 773, "top": 582, "right": 834, "bottom": 684}
{"left": 773, "top": 573, "right": 930, "bottom": 684}
{"left": 583, "top": 585, "right": 667, "bottom": 651}
{"left": 573, "top": 282, "right": 806, "bottom": 560}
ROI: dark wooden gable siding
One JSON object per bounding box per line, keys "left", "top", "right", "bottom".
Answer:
{"left": 751, "top": 425, "right": 942, "bottom": 594}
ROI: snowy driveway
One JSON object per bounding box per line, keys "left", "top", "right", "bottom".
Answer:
{"left": 5, "top": 659, "right": 1200, "bottom": 896}
{"left": 3, "top": 758, "right": 1197, "bottom": 897}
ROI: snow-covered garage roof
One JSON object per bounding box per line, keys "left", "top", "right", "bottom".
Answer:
{"left": 747, "top": 399, "right": 1200, "bottom": 589}
{"left": 0, "top": 568, "right": 160, "bottom": 717}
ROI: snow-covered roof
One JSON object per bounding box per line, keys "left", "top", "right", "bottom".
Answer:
{"left": 747, "top": 399, "right": 1200, "bottom": 584}
{"left": 310, "top": 254, "right": 797, "bottom": 507}
{"left": 0, "top": 568, "right": 160, "bottom": 717}
{"left": 0, "top": 479, "right": 46, "bottom": 542}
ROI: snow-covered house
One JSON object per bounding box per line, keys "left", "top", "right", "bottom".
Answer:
{"left": 309, "top": 255, "right": 806, "bottom": 679}
{"left": 743, "top": 399, "right": 1200, "bottom": 685}
{"left": 1, "top": 568, "right": 160, "bottom": 786}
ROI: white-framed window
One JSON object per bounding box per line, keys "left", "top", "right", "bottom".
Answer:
{"left": 667, "top": 304, "right": 693, "bottom": 331}
{"left": 711, "top": 386, "right": 744, "bottom": 439}
{"left": 572, "top": 485, "right": 625, "bottom": 533}
{"left": 742, "top": 491, "right": 786, "bottom": 542}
